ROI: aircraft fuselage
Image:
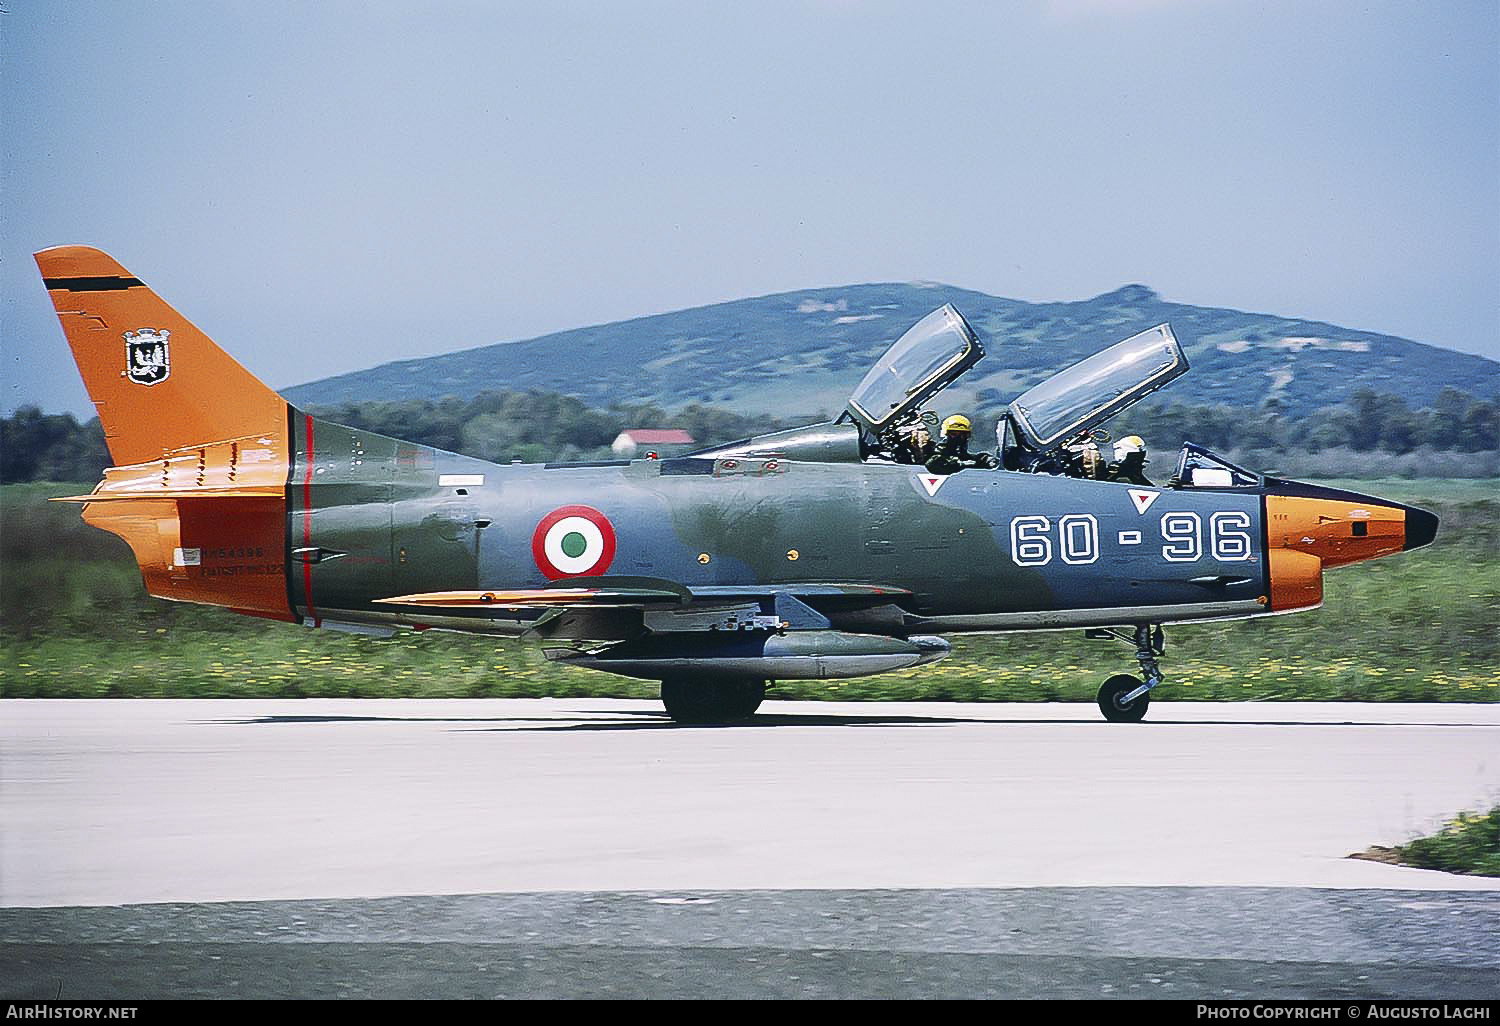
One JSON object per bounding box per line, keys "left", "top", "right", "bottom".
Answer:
{"left": 269, "top": 413, "right": 1428, "bottom": 638}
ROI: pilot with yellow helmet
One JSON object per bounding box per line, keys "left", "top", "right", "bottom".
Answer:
{"left": 927, "top": 414, "right": 998, "bottom": 475}
{"left": 1108, "top": 435, "right": 1153, "bottom": 485}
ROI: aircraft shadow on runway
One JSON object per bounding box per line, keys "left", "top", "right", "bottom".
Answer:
{"left": 204, "top": 710, "right": 1491, "bottom": 732}
{"left": 208, "top": 710, "right": 998, "bottom": 731}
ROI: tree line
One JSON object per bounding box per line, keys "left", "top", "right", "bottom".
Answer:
{"left": 1116, "top": 387, "right": 1499, "bottom": 456}
{"left": 2, "top": 386, "right": 1495, "bottom": 484}
{"left": 0, "top": 391, "right": 808, "bottom": 483}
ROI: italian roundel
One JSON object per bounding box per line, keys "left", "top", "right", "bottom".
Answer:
{"left": 532, "top": 505, "right": 617, "bottom": 580}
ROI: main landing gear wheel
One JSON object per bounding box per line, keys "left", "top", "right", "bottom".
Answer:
{"left": 660, "top": 678, "right": 766, "bottom": 724}
{"left": 1097, "top": 674, "right": 1150, "bottom": 723}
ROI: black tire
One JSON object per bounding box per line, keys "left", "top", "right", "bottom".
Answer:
{"left": 660, "top": 678, "right": 766, "bottom": 724}
{"left": 1097, "top": 673, "right": 1150, "bottom": 723}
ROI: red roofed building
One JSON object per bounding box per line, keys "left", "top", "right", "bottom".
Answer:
{"left": 611, "top": 428, "right": 696, "bottom": 458}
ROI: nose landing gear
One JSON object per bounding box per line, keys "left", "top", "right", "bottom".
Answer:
{"left": 1090, "top": 624, "right": 1164, "bottom": 723}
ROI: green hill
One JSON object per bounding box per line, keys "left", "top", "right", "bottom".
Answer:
{"left": 284, "top": 283, "right": 1499, "bottom": 418}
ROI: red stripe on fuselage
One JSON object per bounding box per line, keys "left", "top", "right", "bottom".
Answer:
{"left": 301, "top": 414, "right": 319, "bottom": 627}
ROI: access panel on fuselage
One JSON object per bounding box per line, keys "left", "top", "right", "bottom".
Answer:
{"left": 656, "top": 460, "right": 869, "bottom": 588}
{"left": 861, "top": 465, "right": 1024, "bottom": 616}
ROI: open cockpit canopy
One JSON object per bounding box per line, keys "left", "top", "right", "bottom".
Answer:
{"left": 1008, "top": 324, "right": 1187, "bottom": 448}
{"left": 845, "top": 304, "right": 984, "bottom": 434}
{"left": 727, "top": 307, "right": 1191, "bottom": 470}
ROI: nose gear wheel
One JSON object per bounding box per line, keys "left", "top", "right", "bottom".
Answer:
{"left": 1091, "top": 624, "right": 1164, "bottom": 723}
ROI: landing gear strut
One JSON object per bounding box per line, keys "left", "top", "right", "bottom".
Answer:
{"left": 660, "top": 678, "right": 766, "bottom": 724}
{"left": 1092, "top": 624, "right": 1164, "bottom": 723}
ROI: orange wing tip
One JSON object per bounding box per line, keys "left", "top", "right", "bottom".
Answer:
{"left": 375, "top": 590, "right": 600, "bottom": 607}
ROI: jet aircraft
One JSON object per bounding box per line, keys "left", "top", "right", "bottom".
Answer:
{"left": 36, "top": 246, "right": 1438, "bottom": 722}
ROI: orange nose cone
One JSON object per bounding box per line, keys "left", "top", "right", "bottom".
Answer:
{"left": 1263, "top": 485, "right": 1439, "bottom": 612}
{"left": 1266, "top": 494, "right": 1414, "bottom": 568}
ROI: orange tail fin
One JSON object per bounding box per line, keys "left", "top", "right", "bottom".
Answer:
{"left": 36, "top": 246, "right": 296, "bottom": 622}
{"left": 35, "top": 245, "right": 289, "bottom": 466}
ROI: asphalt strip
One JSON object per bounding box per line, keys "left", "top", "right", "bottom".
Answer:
{"left": 3, "top": 887, "right": 1498, "bottom": 999}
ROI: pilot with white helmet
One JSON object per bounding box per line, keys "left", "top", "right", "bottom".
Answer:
{"left": 1108, "top": 435, "right": 1153, "bottom": 485}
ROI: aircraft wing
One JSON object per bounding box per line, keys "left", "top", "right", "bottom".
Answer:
{"left": 375, "top": 584, "right": 690, "bottom": 610}
{"left": 375, "top": 580, "right": 910, "bottom": 611}
{"left": 373, "top": 578, "right": 915, "bottom": 642}
{"left": 688, "top": 583, "right": 910, "bottom": 601}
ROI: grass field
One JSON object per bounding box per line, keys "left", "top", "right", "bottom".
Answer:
{"left": 1398, "top": 806, "right": 1500, "bottom": 876}
{"left": 2, "top": 479, "right": 1496, "bottom": 702}
{"left": 1358, "top": 804, "right": 1500, "bottom": 877}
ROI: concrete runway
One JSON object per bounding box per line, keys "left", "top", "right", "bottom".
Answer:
{"left": 3, "top": 698, "right": 1498, "bottom": 997}
{"left": 5, "top": 698, "right": 1499, "bottom": 905}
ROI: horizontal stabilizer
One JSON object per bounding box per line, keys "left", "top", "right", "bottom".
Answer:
{"left": 50, "top": 487, "right": 284, "bottom": 503}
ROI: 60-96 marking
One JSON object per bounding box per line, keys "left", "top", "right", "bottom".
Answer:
{"left": 1010, "top": 510, "right": 1254, "bottom": 567}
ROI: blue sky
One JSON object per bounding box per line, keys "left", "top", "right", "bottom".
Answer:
{"left": 4, "top": 0, "right": 1497, "bottom": 416}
